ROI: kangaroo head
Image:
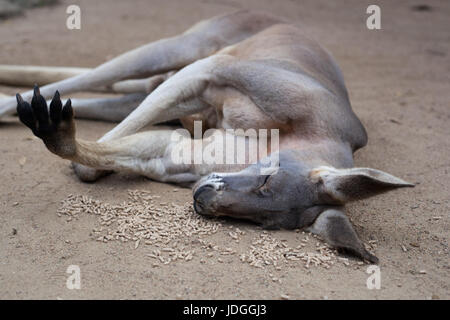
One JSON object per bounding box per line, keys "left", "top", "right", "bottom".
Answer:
{"left": 192, "top": 150, "right": 413, "bottom": 262}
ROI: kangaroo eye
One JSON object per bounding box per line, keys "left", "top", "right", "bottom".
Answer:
{"left": 256, "top": 175, "right": 271, "bottom": 189}
{"left": 256, "top": 175, "right": 272, "bottom": 197}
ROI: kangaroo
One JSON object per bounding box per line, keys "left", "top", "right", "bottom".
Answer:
{"left": 7, "top": 10, "right": 413, "bottom": 263}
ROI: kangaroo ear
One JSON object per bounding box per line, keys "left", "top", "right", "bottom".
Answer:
{"left": 310, "top": 166, "right": 414, "bottom": 203}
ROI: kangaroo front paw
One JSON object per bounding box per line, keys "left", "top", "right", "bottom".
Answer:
{"left": 307, "top": 208, "right": 380, "bottom": 264}
{"left": 16, "top": 85, "right": 76, "bottom": 158}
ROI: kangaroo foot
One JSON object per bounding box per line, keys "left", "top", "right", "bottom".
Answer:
{"left": 17, "top": 85, "right": 76, "bottom": 158}
{"left": 17, "top": 85, "right": 112, "bottom": 183}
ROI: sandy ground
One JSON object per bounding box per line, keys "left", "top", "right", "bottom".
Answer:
{"left": 0, "top": 0, "right": 449, "bottom": 300}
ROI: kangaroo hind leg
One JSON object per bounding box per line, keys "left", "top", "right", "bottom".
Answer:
{"left": 16, "top": 87, "right": 198, "bottom": 184}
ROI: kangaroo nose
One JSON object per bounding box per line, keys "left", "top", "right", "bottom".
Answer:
{"left": 193, "top": 184, "right": 215, "bottom": 201}
{"left": 193, "top": 174, "right": 226, "bottom": 215}
{"left": 193, "top": 182, "right": 221, "bottom": 216}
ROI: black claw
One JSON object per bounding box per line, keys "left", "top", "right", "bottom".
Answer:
{"left": 62, "top": 99, "right": 73, "bottom": 121}
{"left": 16, "top": 94, "right": 37, "bottom": 135}
{"left": 49, "top": 90, "right": 62, "bottom": 125}
{"left": 16, "top": 93, "right": 23, "bottom": 105}
{"left": 31, "top": 85, "right": 49, "bottom": 127}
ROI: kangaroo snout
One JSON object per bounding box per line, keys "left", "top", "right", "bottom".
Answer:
{"left": 193, "top": 174, "right": 226, "bottom": 216}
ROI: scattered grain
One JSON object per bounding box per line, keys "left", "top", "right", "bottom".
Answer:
{"left": 57, "top": 190, "right": 338, "bottom": 269}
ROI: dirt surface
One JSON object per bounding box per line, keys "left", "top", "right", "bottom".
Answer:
{"left": 0, "top": 0, "right": 449, "bottom": 300}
